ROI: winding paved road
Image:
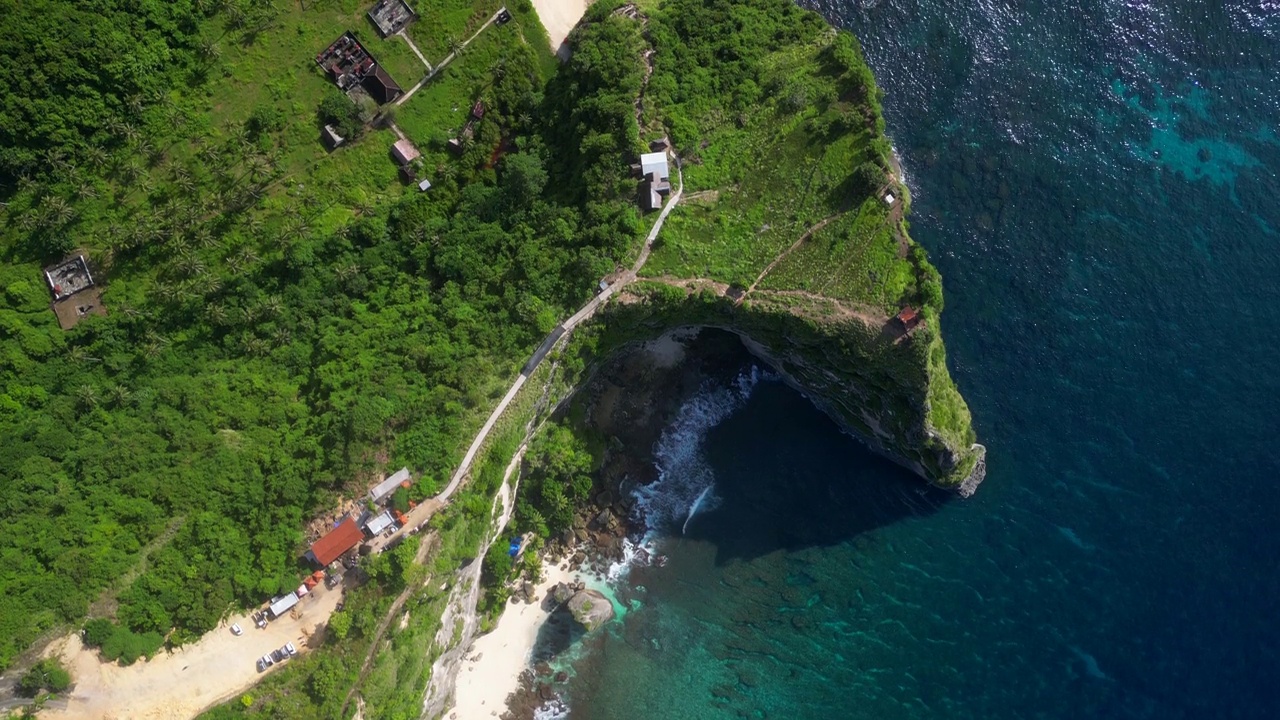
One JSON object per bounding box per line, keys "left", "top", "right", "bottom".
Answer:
{"left": 435, "top": 158, "right": 684, "bottom": 503}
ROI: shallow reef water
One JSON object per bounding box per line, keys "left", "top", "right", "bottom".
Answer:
{"left": 547, "top": 0, "right": 1280, "bottom": 717}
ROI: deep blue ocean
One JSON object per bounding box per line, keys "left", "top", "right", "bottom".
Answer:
{"left": 548, "top": 1, "right": 1280, "bottom": 717}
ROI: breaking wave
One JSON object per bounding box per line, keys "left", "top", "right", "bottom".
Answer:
{"left": 608, "top": 366, "right": 770, "bottom": 581}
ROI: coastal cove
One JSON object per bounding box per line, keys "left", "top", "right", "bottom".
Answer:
{"left": 0, "top": 0, "right": 1275, "bottom": 716}
{"left": 495, "top": 0, "right": 1280, "bottom": 718}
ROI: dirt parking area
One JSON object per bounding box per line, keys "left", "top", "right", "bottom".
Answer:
{"left": 43, "top": 583, "right": 345, "bottom": 720}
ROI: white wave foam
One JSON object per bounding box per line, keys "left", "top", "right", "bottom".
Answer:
{"left": 608, "top": 366, "right": 770, "bottom": 582}
{"left": 533, "top": 698, "right": 570, "bottom": 720}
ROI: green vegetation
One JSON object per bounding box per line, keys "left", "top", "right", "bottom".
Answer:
{"left": 16, "top": 658, "right": 71, "bottom": 697}
{"left": 0, "top": 0, "right": 625, "bottom": 672}
{"left": 514, "top": 424, "right": 599, "bottom": 538}
{"left": 1, "top": 0, "right": 977, "bottom": 712}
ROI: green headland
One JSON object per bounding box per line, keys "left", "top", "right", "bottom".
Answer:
{"left": 0, "top": 0, "right": 979, "bottom": 716}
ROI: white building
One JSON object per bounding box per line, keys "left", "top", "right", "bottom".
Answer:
{"left": 640, "top": 151, "right": 669, "bottom": 181}
{"left": 369, "top": 467, "right": 411, "bottom": 504}
{"left": 365, "top": 510, "right": 395, "bottom": 535}
{"left": 268, "top": 593, "right": 299, "bottom": 618}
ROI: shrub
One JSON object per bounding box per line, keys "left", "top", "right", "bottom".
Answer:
{"left": 245, "top": 106, "right": 285, "bottom": 139}
{"left": 317, "top": 91, "right": 363, "bottom": 140}
{"left": 17, "top": 659, "right": 71, "bottom": 696}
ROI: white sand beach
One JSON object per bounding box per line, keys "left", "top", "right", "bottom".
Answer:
{"left": 531, "top": 0, "right": 589, "bottom": 57}
{"left": 451, "top": 560, "right": 584, "bottom": 718}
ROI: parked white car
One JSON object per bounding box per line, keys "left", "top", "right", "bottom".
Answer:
{"left": 230, "top": 623, "right": 243, "bottom": 636}
{"left": 284, "top": 642, "right": 297, "bottom": 656}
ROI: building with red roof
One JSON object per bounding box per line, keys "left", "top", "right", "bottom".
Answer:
{"left": 308, "top": 517, "right": 364, "bottom": 566}
{"left": 896, "top": 306, "right": 921, "bottom": 331}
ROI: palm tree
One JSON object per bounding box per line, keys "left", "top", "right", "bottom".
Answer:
{"left": 178, "top": 255, "right": 207, "bottom": 278}
{"left": 207, "top": 302, "right": 228, "bottom": 325}
{"left": 199, "top": 38, "right": 221, "bottom": 61}
{"left": 200, "top": 144, "right": 222, "bottom": 166}
{"left": 244, "top": 215, "right": 264, "bottom": 236}
{"left": 75, "top": 385, "right": 99, "bottom": 411}
{"left": 84, "top": 146, "right": 108, "bottom": 171}
{"left": 109, "top": 385, "right": 132, "bottom": 408}
{"left": 492, "top": 60, "right": 507, "bottom": 82}
{"left": 239, "top": 246, "right": 260, "bottom": 266}
{"left": 120, "top": 160, "right": 143, "bottom": 184}
{"left": 200, "top": 274, "right": 223, "bottom": 295}
{"left": 272, "top": 327, "right": 291, "bottom": 347}
{"left": 144, "top": 330, "right": 169, "bottom": 349}
{"left": 336, "top": 264, "right": 360, "bottom": 283}
{"left": 45, "top": 196, "right": 73, "bottom": 227}
{"left": 46, "top": 148, "right": 70, "bottom": 175}
{"left": 262, "top": 295, "right": 283, "bottom": 317}
{"left": 448, "top": 38, "right": 464, "bottom": 57}
{"left": 193, "top": 227, "right": 217, "bottom": 249}
{"left": 155, "top": 283, "right": 180, "bottom": 305}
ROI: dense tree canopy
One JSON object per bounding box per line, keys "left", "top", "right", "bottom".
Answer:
{"left": 0, "top": 0, "right": 210, "bottom": 187}
{"left": 0, "top": 0, "right": 650, "bottom": 670}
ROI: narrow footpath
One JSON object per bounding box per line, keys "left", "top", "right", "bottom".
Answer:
{"left": 434, "top": 158, "right": 683, "bottom": 505}
{"left": 396, "top": 7, "right": 507, "bottom": 107}
{"left": 397, "top": 29, "right": 432, "bottom": 72}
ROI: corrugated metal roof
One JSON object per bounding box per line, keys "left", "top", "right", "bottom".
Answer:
{"left": 640, "top": 152, "right": 669, "bottom": 180}
{"left": 369, "top": 468, "right": 410, "bottom": 503}
{"left": 365, "top": 510, "right": 395, "bottom": 535}
{"left": 269, "top": 593, "right": 299, "bottom": 618}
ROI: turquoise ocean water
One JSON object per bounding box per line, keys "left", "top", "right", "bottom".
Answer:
{"left": 547, "top": 1, "right": 1280, "bottom": 717}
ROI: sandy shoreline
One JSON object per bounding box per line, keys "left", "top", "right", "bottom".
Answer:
{"left": 450, "top": 560, "right": 585, "bottom": 719}
{"left": 531, "top": 0, "right": 589, "bottom": 57}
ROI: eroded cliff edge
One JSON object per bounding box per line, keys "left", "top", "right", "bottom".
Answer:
{"left": 586, "top": 282, "right": 986, "bottom": 495}
{"left": 559, "top": 0, "right": 984, "bottom": 493}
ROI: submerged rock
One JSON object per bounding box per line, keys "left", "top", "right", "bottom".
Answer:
{"left": 567, "top": 589, "right": 614, "bottom": 631}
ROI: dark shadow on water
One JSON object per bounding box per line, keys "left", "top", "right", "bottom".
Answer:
{"left": 529, "top": 600, "right": 588, "bottom": 665}
{"left": 686, "top": 377, "right": 952, "bottom": 565}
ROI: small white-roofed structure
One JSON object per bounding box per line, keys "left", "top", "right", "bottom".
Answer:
{"left": 640, "top": 151, "right": 669, "bottom": 181}
{"left": 884, "top": 192, "right": 896, "bottom": 205}
{"left": 369, "top": 467, "right": 411, "bottom": 504}
{"left": 365, "top": 510, "right": 395, "bottom": 535}
{"left": 268, "top": 593, "right": 299, "bottom": 618}
{"left": 418, "top": 178, "right": 432, "bottom": 191}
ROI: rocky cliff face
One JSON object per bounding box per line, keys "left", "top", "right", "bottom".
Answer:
{"left": 588, "top": 282, "right": 985, "bottom": 494}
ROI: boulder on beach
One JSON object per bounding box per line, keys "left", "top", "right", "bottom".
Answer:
{"left": 550, "top": 582, "right": 575, "bottom": 605}
{"left": 567, "top": 588, "right": 614, "bottom": 631}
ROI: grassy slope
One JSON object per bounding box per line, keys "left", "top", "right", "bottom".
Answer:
{"left": 631, "top": 10, "right": 978, "bottom": 485}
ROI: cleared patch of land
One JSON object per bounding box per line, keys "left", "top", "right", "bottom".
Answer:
{"left": 46, "top": 584, "right": 344, "bottom": 720}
